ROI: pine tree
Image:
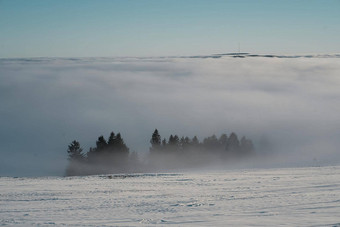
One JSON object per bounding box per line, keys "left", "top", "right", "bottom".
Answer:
{"left": 240, "top": 136, "right": 254, "bottom": 155}
{"left": 180, "top": 136, "right": 186, "bottom": 150}
{"left": 173, "top": 135, "right": 179, "bottom": 144}
{"left": 226, "top": 132, "right": 240, "bottom": 153}
{"left": 150, "top": 129, "right": 161, "bottom": 153}
{"left": 162, "top": 138, "right": 167, "bottom": 147}
{"left": 96, "top": 135, "right": 107, "bottom": 152}
{"left": 203, "top": 134, "right": 219, "bottom": 151}
{"left": 66, "top": 140, "right": 85, "bottom": 176}
{"left": 183, "top": 136, "right": 191, "bottom": 151}
{"left": 67, "top": 140, "right": 84, "bottom": 161}
{"left": 168, "top": 135, "right": 174, "bottom": 145}
{"left": 219, "top": 134, "right": 228, "bottom": 147}
{"left": 107, "top": 132, "right": 115, "bottom": 146}
{"left": 115, "top": 133, "right": 129, "bottom": 153}
{"left": 192, "top": 136, "right": 199, "bottom": 146}
{"left": 167, "top": 134, "right": 179, "bottom": 151}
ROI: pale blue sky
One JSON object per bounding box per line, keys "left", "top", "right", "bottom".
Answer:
{"left": 0, "top": 0, "right": 339, "bottom": 58}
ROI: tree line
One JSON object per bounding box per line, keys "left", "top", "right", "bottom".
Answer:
{"left": 66, "top": 129, "right": 254, "bottom": 176}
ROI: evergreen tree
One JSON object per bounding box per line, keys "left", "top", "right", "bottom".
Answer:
{"left": 107, "top": 132, "right": 115, "bottom": 147}
{"left": 106, "top": 132, "right": 117, "bottom": 158}
{"left": 226, "top": 132, "right": 240, "bottom": 153}
{"left": 203, "top": 134, "right": 219, "bottom": 151}
{"left": 168, "top": 135, "right": 174, "bottom": 145}
{"left": 182, "top": 136, "right": 191, "bottom": 150}
{"left": 162, "top": 138, "right": 167, "bottom": 147}
{"left": 173, "top": 135, "right": 179, "bottom": 144}
{"left": 150, "top": 129, "right": 161, "bottom": 153}
{"left": 66, "top": 140, "right": 85, "bottom": 176}
{"left": 96, "top": 135, "right": 107, "bottom": 152}
{"left": 114, "top": 133, "right": 129, "bottom": 153}
{"left": 168, "top": 135, "right": 180, "bottom": 151}
{"left": 192, "top": 136, "right": 200, "bottom": 146}
{"left": 219, "top": 134, "right": 228, "bottom": 147}
{"left": 240, "top": 136, "right": 254, "bottom": 154}
{"left": 179, "top": 136, "right": 186, "bottom": 150}
{"left": 67, "top": 140, "right": 84, "bottom": 161}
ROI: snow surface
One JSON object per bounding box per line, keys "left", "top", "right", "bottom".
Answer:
{"left": 1, "top": 166, "right": 340, "bottom": 226}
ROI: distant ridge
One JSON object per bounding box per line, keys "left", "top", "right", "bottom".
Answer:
{"left": 1, "top": 53, "right": 340, "bottom": 62}
{"left": 183, "top": 53, "right": 340, "bottom": 59}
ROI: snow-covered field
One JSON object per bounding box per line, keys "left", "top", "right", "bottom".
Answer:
{"left": 1, "top": 166, "right": 339, "bottom": 226}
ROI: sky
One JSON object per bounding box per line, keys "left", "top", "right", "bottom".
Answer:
{"left": 0, "top": 0, "right": 340, "bottom": 58}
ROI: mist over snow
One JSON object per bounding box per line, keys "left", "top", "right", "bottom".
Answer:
{"left": 1, "top": 56, "right": 340, "bottom": 176}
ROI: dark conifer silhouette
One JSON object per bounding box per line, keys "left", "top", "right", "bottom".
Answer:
{"left": 114, "top": 133, "right": 129, "bottom": 154}
{"left": 67, "top": 140, "right": 84, "bottom": 161}
{"left": 219, "top": 134, "right": 228, "bottom": 148}
{"left": 226, "top": 132, "right": 240, "bottom": 153}
{"left": 150, "top": 129, "right": 161, "bottom": 153}
{"left": 162, "top": 138, "right": 167, "bottom": 147}
{"left": 66, "top": 129, "right": 255, "bottom": 176}
{"left": 168, "top": 135, "right": 179, "bottom": 150}
{"left": 66, "top": 140, "right": 85, "bottom": 176}
{"left": 192, "top": 136, "right": 200, "bottom": 147}
{"left": 240, "top": 136, "right": 254, "bottom": 155}
{"left": 203, "top": 134, "right": 219, "bottom": 151}
{"left": 96, "top": 135, "right": 107, "bottom": 152}
{"left": 181, "top": 136, "right": 191, "bottom": 151}
{"left": 107, "top": 132, "right": 116, "bottom": 150}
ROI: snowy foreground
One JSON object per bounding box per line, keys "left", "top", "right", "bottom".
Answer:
{"left": 1, "top": 166, "right": 340, "bottom": 226}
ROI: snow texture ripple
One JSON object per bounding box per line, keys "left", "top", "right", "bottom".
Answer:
{"left": 1, "top": 166, "right": 340, "bottom": 226}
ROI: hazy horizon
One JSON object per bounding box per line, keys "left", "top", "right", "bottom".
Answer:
{"left": 1, "top": 0, "right": 340, "bottom": 177}
{"left": 1, "top": 55, "right": 340, "bottom": 176}
{"left": 1, "top": 52, "right": 340, "bottom": 60}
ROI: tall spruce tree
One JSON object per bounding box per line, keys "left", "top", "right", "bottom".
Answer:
{"left": 96, "top": 135, "right": 107, "bottom": 152}
{"left": 66, "top": 140, "right": 85, "bottom": 176}
{"left": 67, "top": 140, "right": 84, "bottom": 161}
{"left": 114, "top": 133, "right": 129, "bottom": 153}
{"left": 226, "top": 132, "right": 240, "bottom": 153}
{"left": 107, "top": 132, "right": 116, "bottom": 150}
{"left": 169, "top": 135, "right": 180, "bottom": 151}
{"left": 150, "top": 129, "right": 161, "bottom": 153}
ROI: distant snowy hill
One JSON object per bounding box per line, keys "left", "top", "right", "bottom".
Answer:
{"left": 183, "top": 53, "right": 340, "bottom": 59}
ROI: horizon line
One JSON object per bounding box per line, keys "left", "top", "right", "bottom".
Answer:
{"left": 1, "top": 53, "right": 340, "bottom": 60}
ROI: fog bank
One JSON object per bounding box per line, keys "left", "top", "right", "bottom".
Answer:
{"left": 1, "top": 56, "right": 340, "bottom": 176}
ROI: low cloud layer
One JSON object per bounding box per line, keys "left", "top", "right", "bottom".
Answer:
{"left": 1, "top": 56, "right": 340, "bottom": 176}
